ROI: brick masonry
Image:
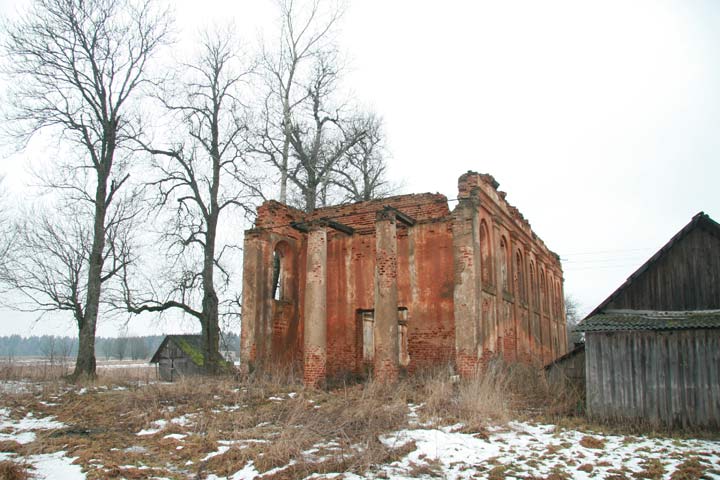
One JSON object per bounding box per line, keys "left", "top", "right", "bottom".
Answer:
{"left": 241, "top": 172, "right": 567, "bottom": 385}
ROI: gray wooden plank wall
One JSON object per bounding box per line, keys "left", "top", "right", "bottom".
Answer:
{"left": 586, "top": 329, "right": 720, "bottom": 428}
{"left": 606, "top": 227, "right": 720, "bottom": 311}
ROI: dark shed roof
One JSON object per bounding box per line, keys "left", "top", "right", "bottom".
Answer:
{"left": 576, "top": 310, "right": 720, "bottom": 332}
{"left": 149, "top": 335, "right": 204, "bottom": 365}
{"left": 583, "top": 212, "right": 720, "bottom": 319}
{"left": 544, "top": 342, "right": 585, "bottom": 370}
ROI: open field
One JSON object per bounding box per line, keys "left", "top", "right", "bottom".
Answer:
{"left": 0, "top": 362, "right": 718, "bottom": 480}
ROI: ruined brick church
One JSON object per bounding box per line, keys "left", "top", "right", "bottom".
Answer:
{"left": 241, "top": 172, "right": 567, "bottom": 386}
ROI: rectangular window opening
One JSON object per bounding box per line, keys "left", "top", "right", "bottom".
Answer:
{"left": 358, "top": 307, "right": 410, "bottom": 366}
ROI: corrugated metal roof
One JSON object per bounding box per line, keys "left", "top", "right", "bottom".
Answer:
{"left": 576, "top": 310, "right": 720, "bottom": 332}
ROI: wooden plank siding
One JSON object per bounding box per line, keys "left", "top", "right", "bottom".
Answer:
{"left": 605, "top": 227, "right": 720, "bottom": 311}
{"left": 586, "top": 329, "right": 720, "bottom": 428}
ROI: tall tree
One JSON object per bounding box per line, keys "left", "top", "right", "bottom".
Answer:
{"left": 257, "top": 0, "right": 342, "bottom": 205}
{"left": 256, "top": 0, "right": 383, "bottom": 213}
{"left": 3, "top": 0, "right": 170, "bottom": 379}
{"left": 123, "top": 30, "right": 256, "bottom": 374}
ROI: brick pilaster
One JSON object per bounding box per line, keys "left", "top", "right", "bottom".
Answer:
{"left": 303, "top": 226, "right": 327, "bottom": 387}
{"left": 374, "top": 209, "right": 399, "bottom": 382}
{"left": 452, "top": 198, "right": 481, "bottom": 377}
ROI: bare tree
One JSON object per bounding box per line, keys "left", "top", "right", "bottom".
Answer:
{"left": 330, "top": 114, "right": 392, "bottom": 203}
{"left": 255, "top": 0, "right": 377, "bottom": 212}
{"left": 2, "top": 0, "right": 170, "bottom": 379}
{"left": 284, "top": 53, "right": 367, "bottom": 212}
{"left": 256, "top": 0, "right": 342, "bottom": 204}
{"left": 565, "top": 294, "right": 584, "bottom": 347}
{"left": 0, "top": 203, "right": 134, "bottom": 366}
{"left": 123, "top": 30, "right": 256, "bottom": 374}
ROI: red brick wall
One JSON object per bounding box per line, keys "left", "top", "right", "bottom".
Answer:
{"left": 242, "top": 172, "right": 567, "bottom": 382}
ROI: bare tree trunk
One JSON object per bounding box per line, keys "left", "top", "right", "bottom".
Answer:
{"left": 280, "top": 106, "right": 292, "bottom": 204}
{"left": 304, "top": 186, "right": 317, "bottom": 213}
{"left": 72, "top": 160, "right": 110, "bottom": 379}
{"left": 201, "top": 146, "right": 221, "bottom": 373}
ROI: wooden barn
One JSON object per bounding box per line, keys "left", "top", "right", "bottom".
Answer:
{"left": 577, "top": 212, "right": 720, "bottom": 429}
{"left": 150, "top": 335, "right": 205, "bottom": 381}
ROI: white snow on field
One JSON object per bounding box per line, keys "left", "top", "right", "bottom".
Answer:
{"left": 136, "top": 414, "right": 195, "bottom": 436}
{"left": 373, "top": 421, "right": 720, "bottom": 480}
{"left": 206, "top": 460, "right": 260, "bottom": 480}
{"left": 136, "top": 419, "right": 168, "bottom": 436}
{"left": 0, "top": 451, "right": 85, "bottom": 479}
{"left": 97, "top": 362, "right": 154, "bottom": 370}
{"left": 2, "top": 382, "right": 719, "bottom": 480}
{"left": 25, "top": 451, "right": 85, "bottom": 480}
{"left": 170, "top": 414, "right": 194, "bottom": 426}
{"left": 208, "top": 421, "right": 720, "bottom": 480}
{"left": 0, "top": 409, "right": 65, "bottom": 444}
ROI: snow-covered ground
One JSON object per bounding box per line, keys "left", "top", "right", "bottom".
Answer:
{"left": 196, "top": 422, "right": 720, "bottom": 480}
{"left": 1, "top": 380, "right": 719, "bottom": 479}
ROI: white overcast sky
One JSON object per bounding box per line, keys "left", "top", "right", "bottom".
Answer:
{"left": 1, "top": 0, "right": 719, "bottom": 337}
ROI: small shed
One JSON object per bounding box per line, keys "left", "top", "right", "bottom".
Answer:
{"left": 577, "top": 212, "right": 720, "bottom": 429}
{"left": 150, "top": 335, "right": 205, "bottom": 381}
{"left": 544, "top": 343, "right": 585, "bottom": 390}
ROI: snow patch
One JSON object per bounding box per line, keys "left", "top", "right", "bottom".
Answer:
{"left": 0, "top": 410, "right": 65, "bottom": 444}
{"left": 27, "top": 451, "right": 85, "bottom": 480}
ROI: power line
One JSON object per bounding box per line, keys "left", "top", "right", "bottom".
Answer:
{"left": 560, "top": 247, "right": 653, "bottom": 256}
{"left": 561, "top": 256, "right": 648, "bottom": 264}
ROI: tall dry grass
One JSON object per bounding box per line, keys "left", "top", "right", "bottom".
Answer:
{"left": 0, "top": 460, "right": 31, "bottom": 480}
{"left": 0, "top": 358, "right": 588, "bottom": 478}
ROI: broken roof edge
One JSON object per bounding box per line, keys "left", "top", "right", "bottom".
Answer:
{"left": 455, "top": 171, "right": 562, "bottom": 269}
{"left": 582, "top": 212, "right": 720, "bottom": 320}
{"left": 252, "top": 192, "right": 451, "bottom": 232}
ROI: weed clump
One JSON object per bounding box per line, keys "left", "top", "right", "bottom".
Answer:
{"left": 579, "top": 435, "right": 606, "bottom": 449}
{"left": 0, "top": 460, "right": 31, "bottom": 480}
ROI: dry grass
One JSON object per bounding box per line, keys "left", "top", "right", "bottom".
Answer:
{"left": 418, "top": 362, "right": 512, "bottom": 428}
{"left": 0, "top": 360, "right": 157, "bottom": 385}
{"left": 579, "top": 435, "right": 606, "bottom": 449}
{"left": 670, "top": 457, "right": 708, "bottom": 480}
{"left": 0, "top": 360, "right": 531, "bottom": 478}
{"left": 0, "top": 362, "right": 71, "bottom": 382}
{"left": 0, "top": 460, "right": 31, "bottom": 480}
{"left": 0, "top": 441, "right": 25, "bottom": 456}
{"left": 1, "top": 359, "right": 716, "bottom": 478}
{"left": 416, "top": 359, "right": 586, "bottom": 429}
{"left": 0, "top": 368, "right": 422, "bottom": 478}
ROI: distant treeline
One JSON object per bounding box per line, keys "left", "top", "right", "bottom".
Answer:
{"left": 0, "top": 333, "right": 240, "bottom": 361}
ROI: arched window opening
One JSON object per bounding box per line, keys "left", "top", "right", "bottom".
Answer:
{"left": 555, "top": 281, "right": 562, "bottom": 318}
{"left": 500, "top": 236, "right": 510, "bottom": 293}
{"left": 271, "top": 241, "right": 293, "bottom": 301}
{"left": 516, "top": 251, "right": 526, "bottom": 303}
{"left": 529, "top": 261, "right": 536, "bottom": 308}
{"left": 546, "top": 274, "right": 554, "bottom": 317}
{"left": 480, "top": 221, "right": 493, "bottom": 285}
{"left": 540, "top": 269, "right": 547, "bottom": 314}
